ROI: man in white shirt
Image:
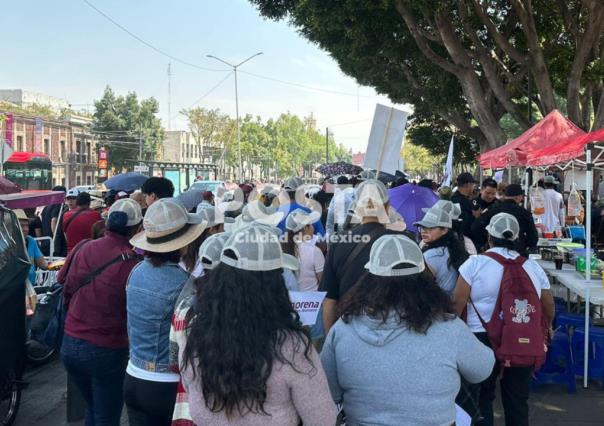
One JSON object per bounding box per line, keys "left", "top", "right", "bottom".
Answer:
{"left": 542, "top": 175, "right": 565, "bottom": 232}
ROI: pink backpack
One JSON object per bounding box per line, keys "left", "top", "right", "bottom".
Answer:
{"left": 471, "top": 252, "right": 547, "bottom": 369}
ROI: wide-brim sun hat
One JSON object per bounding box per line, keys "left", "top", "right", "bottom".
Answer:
{"left": 246, "top": 200, "right": 284, "bottom": 227}
{"left": 364, "top": 234, "right": 425, "bottom": 277}
{"left": 221, "top": 222, "right": 299, "bottom": 271}
{"left": 130, "top": 198, "right": 207, "bottom": 253}
{"left": 486, "top": 212, "right": 520, "bottom": 241}
{"left": 285, "top": 208, "right": 321, "bottom": 233}
{"left": 14, "top": 209, "right": 28, "bottom": 221}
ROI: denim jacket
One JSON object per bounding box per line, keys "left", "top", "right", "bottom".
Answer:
{"left": 127, "top": 259, "right": 189, "bottom": 373}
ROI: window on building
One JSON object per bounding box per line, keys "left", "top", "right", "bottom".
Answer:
{"left": 16, "top": 135, "right": 23, "bottom": 151}
{"left": 76, "top": 175, "right": 81, "bottom": 186}
{"left": 60, "top": 141, "right": 66, "bottom": 162}
{"left": 76, "top": 140, "right": 82, "bottom": 163}
{"left": 61, "top": 177, "right": 66, "bottom": 186}
{"left": 86, "top": 175, "right": 92, "bottom": 185}
{"left": 86, "top": 142, "right": 92, "bottom": 163}
{"left": 83, "top": 141, "right": 90, "bottom": 164}
{"left": 44, "top": 138, "right": 50, "bottom": 155}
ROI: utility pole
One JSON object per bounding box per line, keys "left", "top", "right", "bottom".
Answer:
{"left": 167, "top": 62, "right": 172, "bottom": 131}
{"left": 326, "top": 127, "right": 329, "bottom": 163}
{"left": 139, "top": 127, "right": 143, "bottom": 164}
{"left": 207, "top": 52, "right": 263, "bottom": 183}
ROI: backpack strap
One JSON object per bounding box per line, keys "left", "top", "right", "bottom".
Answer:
{"left": 63, "top": 208, "right": 86, "bottom": 233}
{"left": 482, "top": 250, "right": 526, "bottom": 266}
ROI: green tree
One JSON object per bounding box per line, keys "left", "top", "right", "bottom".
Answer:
{"left": 250, "top": 0, "right": 604, "bottom": 153}
{"left": 93, "top": 86, "right": 164, "bottom": 170}
{"left": 402, "top": 141, "right": 440, "bottom": 177}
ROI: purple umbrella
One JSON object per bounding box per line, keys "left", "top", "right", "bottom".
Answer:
{"left": 388, "top": 184, "right": 439, "bottom": 233}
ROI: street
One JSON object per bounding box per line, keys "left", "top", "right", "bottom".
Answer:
{"left": 14, "top": 358, "right": 604, "bottom": 426}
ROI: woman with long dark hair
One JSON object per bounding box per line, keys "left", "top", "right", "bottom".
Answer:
{"left": 320, "top": 234, "right": 494, "bottom": 426}
{"left": 415, "top": 200, "right": 469, "bottom": 296}
{"left": 181, "top": 224, "right": 337, "bottom": 425}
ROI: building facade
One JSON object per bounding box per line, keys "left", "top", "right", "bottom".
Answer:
{"left": 1, "top": 110, "right": 98, "bottom": 188}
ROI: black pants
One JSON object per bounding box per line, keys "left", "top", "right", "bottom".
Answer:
{"left": 474, "top": 333, "right": 533, "bottom": 426}
{"left": 123, "top": 373, "right": 177, "bottom": 426}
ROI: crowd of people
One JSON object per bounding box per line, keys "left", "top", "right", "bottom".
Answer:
{"left": 16, "top": 171, "right": 562, "bottom": 426}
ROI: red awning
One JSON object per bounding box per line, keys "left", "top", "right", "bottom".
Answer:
{"left": 5, "top": 151, "right": 50, "bottom": 163}
{"left": 527, "top": 128, "right": 604, "bottom": 167}
{"left": 478, "top": 110, "right": 585, "bottom": 169}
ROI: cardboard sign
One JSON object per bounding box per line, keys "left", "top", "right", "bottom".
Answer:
{"left": 364, "top": 104, "right": 409, "bottom": 175}
{"left": 288, "top": 291, "right": 327, "bottom": 326}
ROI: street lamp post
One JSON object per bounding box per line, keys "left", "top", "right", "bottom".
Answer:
{"left": 207, "top": 52, "right": 263, "bottom": 182}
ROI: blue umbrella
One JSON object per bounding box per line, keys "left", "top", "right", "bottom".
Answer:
{"left": 104, "top": 172, "right": 149, "bottom": 192}
{"left": 388, "top": 184, "right": 439, "bottom": 233}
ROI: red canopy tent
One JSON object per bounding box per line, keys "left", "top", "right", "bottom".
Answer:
{"left": 478, "top": 110, "right": 585, "bottom": 169}
{"left": 527, "top": 128, "right": 604, "bottom": 167}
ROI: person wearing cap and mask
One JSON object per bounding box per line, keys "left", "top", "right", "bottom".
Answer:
{"left": 451, "top": 172, "right": 478, "bottom": 239}
{"left": 325, "top": 175, "right": 356, "bottom": 238}
{"left": 542, "top": 175, "right": 565, "bottom": 233}
{"left": 277, "top": 176, "right": 325, "bottom": 237}
{"left": 471, "top": 184, "right": 538, "bottom": 256}
{"left": 59, "top": 199, "right": 143, "bottom": 426}
{"left": 180, "top": 224, "right": 337, "bottom": 426}
{"left": 453, "top": 213, "right": 554, "bottom": 426}
{"left": 125, "top": 199, "right": 208, "bottom": 426}
{"left": 415, "top": 201, "right": 469, "bottom": 296}
{"left": 169, "top": 232, "right": 231, "bottom": 426}
{"left": 320, "top": 234, "right": 494, "bottom": 426}
{"left": 320, "top": 179, "right": 408, "bottom": 334}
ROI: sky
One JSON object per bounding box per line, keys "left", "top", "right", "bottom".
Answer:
{"left": 0, "top": 0, "right": 409, "bottom": 153}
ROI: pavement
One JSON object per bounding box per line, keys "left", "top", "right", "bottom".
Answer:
{"left": 14, "top": 358, "right": 604, "bottom": 425}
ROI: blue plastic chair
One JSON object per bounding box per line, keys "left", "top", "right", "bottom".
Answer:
{"left": 533, "top": 331, "right": 576, "bottom": 393}
{"left": 571, "top": 327, "right": 604, "bottom": 386}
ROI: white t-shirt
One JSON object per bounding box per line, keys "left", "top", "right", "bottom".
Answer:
{"left": 295, "top": 241, "right": 325, "bottom": 292}
{"left": 458, "top": 247, "right": 550, "bottom": 333}
{"left": 542, "top": 188, "right": 565, "bottom": 232}
{"left": 178, "top": 260, "right": 204, "bottom": 278}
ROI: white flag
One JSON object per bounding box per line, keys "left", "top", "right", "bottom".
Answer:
{"left": 442, "top": 135, "right": 455, "bottom": 187}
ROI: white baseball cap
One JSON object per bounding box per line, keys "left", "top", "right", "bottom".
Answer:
{"left": 196, "top": 203, "right": 235, "bottom": 227}
{"left": 285, "top": 208, "right": 321, "bottom": 233}
{"left": 130, "top": 198, "right": 206, "bottom": 253}
{"left": 414, "top": 200, "right": 461, "bottom": 229}
{"left": 354, "top": 179, "right": 389, "bottom": 219}
{"left": 486, "top": 212, "right": 520, "bottom": 241}
{"left": 198, "top": 232, "right": 231, "bottom": 270}
{"left": 66, "top": 188, "right": 81, "bottom": 199}
{"left": 283, "top": 176, "right": 304, "bottom": 191}
{"left": 220, "top": 223, "right": 299, "bottom": 272}
{"left": 108, "top": 198, "right": 142, "bottom": 227}
{"left": 364, "top": 234, "right": 425, "bottom": 277}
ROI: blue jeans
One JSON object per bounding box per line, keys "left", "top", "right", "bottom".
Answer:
{"left": 61, "top": 334, "right": 128, "bottom": 426}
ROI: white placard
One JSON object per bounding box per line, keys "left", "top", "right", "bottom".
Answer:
{"left": 289, "top": 291, "right": 327, "bottom": 326}
{"left": 364, "top": 104, "right": 409, "bottom": 175}
{"left": 134, "top": 164, "right": 149, "bottom": 173}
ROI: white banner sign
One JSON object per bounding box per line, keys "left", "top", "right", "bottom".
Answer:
{"left": 364, "top": 104, "right": 409, "bottom": 175}
{"left": 289, "top": 291, "right": 327, "bottom": 326}
{"left": 442, "top": 135, "right": 454, "bottom": 187}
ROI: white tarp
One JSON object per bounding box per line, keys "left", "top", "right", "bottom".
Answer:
{"left": 364, "top": 104, "right": 408, "bottom": 175}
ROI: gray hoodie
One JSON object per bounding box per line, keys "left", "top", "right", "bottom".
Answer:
{"left": 320, "top": 314, "right": 494, "bottom": 426}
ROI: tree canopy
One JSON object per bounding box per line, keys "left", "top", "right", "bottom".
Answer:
{"left": 182, "top": 106, "right": 350, "bottom": 179}
{"left": 93, "top": 86, "right": 164, "bottom": 170}
{"left": 250, "top": 0, "right": 604, "bottom": 153}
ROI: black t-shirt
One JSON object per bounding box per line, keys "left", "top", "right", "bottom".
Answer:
{"left": 319, "top": 222, "right": 407, "bottom": 301}
{"left": 28, "top": 216, "right": 43, "bottom": 238}
{"left": 41, "top": 204, "right": 62, "bottom": 237}
{"left": 451, "top": 191, "right": 474, "bottom": 238}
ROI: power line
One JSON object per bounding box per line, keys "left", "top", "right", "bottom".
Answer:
{"left": 170, "top": 71, "right": 234, "bottom": 122}
{"left": 81, "top": 0, "right": 228, "bottom": 73}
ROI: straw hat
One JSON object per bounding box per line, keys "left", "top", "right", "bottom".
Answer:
{"left": 130, "top": 198, "right": 207, "bottom": 253}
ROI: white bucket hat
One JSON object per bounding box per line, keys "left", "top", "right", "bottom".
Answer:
{"left": 486, "top": 212, "right": 519, "bottom": 241}
{"left": 220, "top": 223, "right": 299, "bottom": 272}
{"left": 198, "top": 232, "right": 231, "bottom": 270}
{"left": 364, "top": 234, "right": 425, "bottom": 277}
{"left": 196, "top": 203, "right": 235, "bottom": 228}
{"left": 414, "top": 200, "right": 461, "bottom": 229}
{"left": 130, "top": 198, "right": 207, "bottom": 253}
{"left": 285, "top": 208, "right": 321, "bottom": 233}
{"left": 109, "top": 198, "right": 142, "bottom": 227}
